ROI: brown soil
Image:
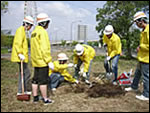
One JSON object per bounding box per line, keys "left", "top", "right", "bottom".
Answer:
{"left": 87, "top": 82, "right": 126, "bottom": 98}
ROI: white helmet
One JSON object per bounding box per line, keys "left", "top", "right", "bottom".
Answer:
{"left": 103, "top": 25, "right": 114, "bottom": 35}
{"left": 134, "top": 11, "right": 147, "bottom": 21}
{"left": 75, "top": 44, "right": 84, "bottom": 56}
{"left": 57, "top": 53, "right": 68, "bottom": 61}
{"left": 23, "top": 16, "right": 34, "bottom": 25}
{"left": 37, "top": 13, "right": 51, "bottom": 24}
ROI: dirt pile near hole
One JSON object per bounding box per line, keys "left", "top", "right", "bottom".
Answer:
{"left": 73, "top": 82, "right": 89, "bottom": 93}
{"left": 87, "top": 82, "right": 126, "bottom": 98}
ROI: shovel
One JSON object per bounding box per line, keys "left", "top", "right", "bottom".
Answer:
{"left": 17, "top": 61, "right": 30, "bottom": 101}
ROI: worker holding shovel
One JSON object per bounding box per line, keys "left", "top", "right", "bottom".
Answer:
{"left": 11, "top": 16, "right": 34, "bottom": 97}
{"left": 103, "top": 25, "right": 122, "bottom": 85}
{"left": 125, "top": 12, "right": 149, "bottom": 101}
{"left": 73, "top": 44, "right": 96, "bottom": 85}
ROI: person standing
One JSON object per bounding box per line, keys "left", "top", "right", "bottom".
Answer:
{"left": 73, "top": 44, "right": 96, "bottom": 84}
{"left": 11, "top": 16, "right": 34, "bottom": 96}
{"left": 31, "top": 13, "right": 54, "bottom": 105}
{"left": 103, "top": 25, "right": 122, "bottom": 85}
{"left": 125, "top": 12, "right": 149, "bottom": 101}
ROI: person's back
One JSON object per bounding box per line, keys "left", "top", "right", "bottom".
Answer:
{"left": 31, "top": 25, "right": 52, "bottom": 67}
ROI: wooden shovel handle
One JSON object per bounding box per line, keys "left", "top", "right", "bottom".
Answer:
{"left": 21, "top": 60, "right": 24, "bottom": 94}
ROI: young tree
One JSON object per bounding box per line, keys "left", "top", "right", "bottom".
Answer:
{"left": 1, "top": 1, "right": 8, "bottom": 14}
{"left": 96, "top": 1, "right": 149, "bottom": 58}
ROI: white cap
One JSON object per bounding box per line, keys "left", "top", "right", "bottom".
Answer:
{"left": 23, "top": 16, "right": 34, "bottom": 25}
{"left": 37, "top": 13, "right": 51, "bottom": 24}
{"left": 103, "top": 25, "right": 114, "bottom": 35}
{"left": 57, "top": 53, "right": 68, "bottom": 61}
{"left": 75, "top": 44, "right": 84, "bottom": 56}
{"left": 134, "top": 12, "right": 147, "bottom": 21}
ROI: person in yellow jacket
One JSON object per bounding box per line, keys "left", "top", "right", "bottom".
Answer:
{"left": 49, "top": 53, "right": 79, "bottom": 91}
{"left": 30, "top": 13, "right": 54, "bottom": 105}
{"left": 73, "top": 44, "right": 96, "bottom": 84}
{"left": 11, "top": 16, "right": 34, "bottom": 96}
{"left": 103, "top": 25, "right": 122, "bottom": 85}
{"left": 125, "top": 12, "right": 149, "bottom": 101}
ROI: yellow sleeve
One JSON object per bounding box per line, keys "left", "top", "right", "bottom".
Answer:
{"left": 83, "top": 55, "right": 90, "bottom": 73}
{"left": 73, "top": 51, "right": 79, "bottom": 64}
{"left": 140, "top": 32, "right": 149, "bottom": 52}
{"left": 40, "top": 31, "right": 52, "bottom": 63}
{"left": 109, "top": 37, "right": 121, "bottom": 58}
{"left": 62, "top": 70, "right": 76, "bottom": 83}
{"left": 14, "top": 27, "right": 25, "bottom": 54}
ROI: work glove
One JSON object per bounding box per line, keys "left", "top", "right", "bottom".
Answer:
{"left": 83, "top": 72, "right": 87, "bottom": 78}
{"left": 74, "top": 64, "right": 77, "bottom": 68}
{"left": 79, "top": 68, "right": 84, "bottom": 74}
{"left": 106, "top": 56, "right": 111, "bottom": 61}
{"left": 75, "top": 80, "right": 79, "bottom": 84}
{"left": 48, "top": 62, "right": 54, "bottom": 70}
{"left": 68, "top": 63, "right": 74, "bottom": 68}
{"left": 18, "top": 54, "right": 25, "bottom": 61}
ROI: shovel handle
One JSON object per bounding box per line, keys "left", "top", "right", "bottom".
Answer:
{"left": 21, "top": 60, "right": 24, "bottom": 94}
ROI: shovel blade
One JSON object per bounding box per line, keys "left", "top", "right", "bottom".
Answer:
{"left": 17, "top": 94, "right": 30, "bottom": 101}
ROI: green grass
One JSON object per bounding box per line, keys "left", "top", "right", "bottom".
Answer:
{"left": 1, "top": 56, "right": 149, "bottom": 112}
{"left": 1, "top": 48, "right": 8, "bottom": 54}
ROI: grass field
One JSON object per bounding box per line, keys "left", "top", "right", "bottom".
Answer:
{"left": 1, "top": 49, "right": 149, "bottom": 112}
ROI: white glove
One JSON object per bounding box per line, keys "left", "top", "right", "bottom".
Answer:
{"left": 106, "top": 56, "right": 111, "bottom": 61}
{"left": 68, "top": 63, "right": 74, "bottom": 68}
{"left": 75, "top": 80, "right": 79, "bottom": 84}
{"left": 74, "top": 64, "right": 77, "bottom": 68}
{"left": 48, "top": 62, "right": 54, "bottom": 70}
{"left": 83, "top": 72, "right": 87, "bottom": 78}
{"left": 18, "top": 54, "right": 25, "bottom": 61}
{"left": 79, "top": 68, "right": 84, "bottom": 74}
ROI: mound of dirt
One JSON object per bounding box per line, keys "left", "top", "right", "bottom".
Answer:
{"left": 87, "top": 82, "right": 126, "bottom": 98}
{"left": 73, "top": 83, "right": 89, "bottom": 93}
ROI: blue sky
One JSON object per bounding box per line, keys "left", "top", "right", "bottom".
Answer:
{"left": 1, "top": 1, "right": 106, "bottom": 42}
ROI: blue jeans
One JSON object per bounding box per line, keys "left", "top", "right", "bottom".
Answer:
{"left": 49, "top": 73, "right": 64, "bottom": 89}
{"left": 111, "top": 55, "right": 120, "bottom": 81}
{"left": 104, "top": 55, "right": 120, "bottom": 81}
{"left": 131, "top": 62, "right": 149, "bottom": 98}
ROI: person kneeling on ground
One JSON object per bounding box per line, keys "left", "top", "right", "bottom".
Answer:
{"left": 49, "top": 53, "right": 79, "bottom": 91}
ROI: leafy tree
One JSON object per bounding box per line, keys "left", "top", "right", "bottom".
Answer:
{"left": 1, "top": 1, "right": 8, "bottom": 14}
{"left": 96, "top": 1, "right": 149, "bottom": 58}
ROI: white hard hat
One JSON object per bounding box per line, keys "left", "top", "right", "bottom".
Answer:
{"left": 57, "top": 53, "right": 68, "bottom": 61}
{"left": 103, "top": 25, "right": 114, "bottom": 35}
{"left": 134, "top": 12, "right": 147, "bottom": 21}
{"left": 23, "top": 16, "right": 34, "bottom": 25}
{"left": 37, "top": 13, "right": 51, "bottom": 24}
{"left": 75, "top": 44, "right": 84, "bottom": 56}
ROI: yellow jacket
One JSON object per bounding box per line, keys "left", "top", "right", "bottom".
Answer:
{"left": 11, "top": 26, "right": 28, "bottom": 63}
{"left": 103, "top": 33, "right": 122, "bottom": 58}
{"left": 49, "top": 61, "right": 76, "bottom": 83}
{"left": 137, "top": 24, "right": 149, "bottom": 63}
{"left": 73, "top": 44, "right": 96, "bottom": 73}
{"left": 31, "top": 26, "right": 52, "bottom": 67}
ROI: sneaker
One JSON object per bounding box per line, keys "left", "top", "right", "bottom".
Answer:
{"left": 112, "top": 81, "right": 117, "bottom": 85}
{"left": 136, "top": 95, "right": 149, "bottom": 101}
{"left": 17, "top": 93, "right": 22, "bottom": 95}
{"left": 43, "top": 99, "right": 54, "bottom": 105}
{"left": 125, "top": 87, "right": 138, "bottom": 92}
{"left": 85, "top": 80, "right": 90, "bottom": 85}
{"left": 52, "top": 88, "right": 56, "bottom": 91}
{"left": 25, "top": 91, "right": 32, "bottom": 95}
{"left": 33, "top": 96, "right": 40, "bottom": 103}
